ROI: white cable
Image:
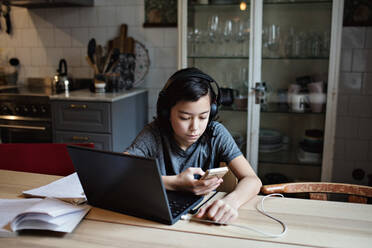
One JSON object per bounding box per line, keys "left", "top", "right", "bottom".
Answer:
{"left": 181, "top": 193, "right": 287, "bottom": 238}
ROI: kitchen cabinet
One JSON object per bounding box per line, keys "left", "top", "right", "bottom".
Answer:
{"left": 51, "top": 89, "right": 148, "bottom": 152}
{"left": 178, "top": 0, "right": 343, "bottom": 183}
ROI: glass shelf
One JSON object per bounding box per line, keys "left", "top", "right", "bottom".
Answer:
{"left": 259, "top": 148, "right": 322, "bottom": 166}
{"left": 191, "top": 0, "right": 331, "bottom": 7}
{"left": 187, "top": 56, "right": 329, "bottom": 60}
{"left": 261, "top": 104, "right": 326, "bottom": 115}
{"left": 220, "top": 104, "right": 326, "bottom": 115}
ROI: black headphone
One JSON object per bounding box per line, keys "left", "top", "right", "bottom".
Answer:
{"left": 156, "top": 68, "right": 221, "bottom": 124}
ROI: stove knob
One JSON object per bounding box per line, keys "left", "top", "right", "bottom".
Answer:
{"left": 31, "top": 105, "right": 38, "bottom": 113}
{"left": 15, "top": 106, "right": 20, "bottom": 113}
{"left": 40, "top": 106, "right": 47, "bottom": 113}
{"left": 23, "top": 106, "right": 29, "bottom": 113}
{"left": 0, "top": 105, "right": 8, "bottom": 114}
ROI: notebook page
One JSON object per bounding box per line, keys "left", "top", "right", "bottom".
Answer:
{"left": 22, "top": 173, "right": 86, "bottom": 204}
{"left": 0, "top": 198, "right": 42, "bottom": 237}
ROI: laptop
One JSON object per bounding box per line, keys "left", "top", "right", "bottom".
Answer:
{"left": 67, "top": 145, "right": 203, "bottom": 225}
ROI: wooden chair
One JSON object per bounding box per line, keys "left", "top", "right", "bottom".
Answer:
{"left": 261, "top": 182, "right": 372, "bottom": 204}
{"left": 0, "top": 143, "right": 94, "bottom": 176}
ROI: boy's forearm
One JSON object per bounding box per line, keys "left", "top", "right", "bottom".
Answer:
{"left": 222, "top": 176, "right": 262, "bottom": 209}
{"left": 162, "top": 175, "right": 178, "bottom": 191}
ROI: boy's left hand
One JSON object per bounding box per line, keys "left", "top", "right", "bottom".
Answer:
{"left": 195, "top": 199, "right": 238, "bottom": 224}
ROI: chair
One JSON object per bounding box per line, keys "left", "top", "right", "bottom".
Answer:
{"left": 261, "top": 182, "right": 372, "bottom": 204}
{"left": 0, "top": 143, "right": 94, "bottom": 176}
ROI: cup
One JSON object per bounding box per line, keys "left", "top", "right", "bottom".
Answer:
{"left": 291, "top": 93, "right": 308, "bottom": 113}
{"left": 309, "top": 93, "right": 326, "bottom": 113}
{"left": 287, "top": 84, "right": 301, "bottom": 105}
{"left": 307, "top": 81, "right": 323, "bottom": 94}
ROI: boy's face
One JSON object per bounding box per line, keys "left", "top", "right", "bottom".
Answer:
{"left": 170, "top": 94, "right": 211, "bottom": 150}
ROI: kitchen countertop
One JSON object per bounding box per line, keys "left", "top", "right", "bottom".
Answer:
{"left": 49, "top": 88, "right": 147, "bottom": 102}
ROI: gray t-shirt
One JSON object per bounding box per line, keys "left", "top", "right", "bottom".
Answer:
{"left": 125, "top": 121, "right": 242, "bottom": 175}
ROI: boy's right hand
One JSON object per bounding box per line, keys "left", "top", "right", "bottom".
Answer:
{"left": 175, "top": 167, "right": 223, "bottom": 195}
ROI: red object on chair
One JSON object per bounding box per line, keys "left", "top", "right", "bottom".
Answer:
{"left": 0, "top": 143, "right": 94, "bottom": 176}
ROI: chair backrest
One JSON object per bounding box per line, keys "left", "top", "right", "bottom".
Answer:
{"left": 261, "top": 182, "right": 372, "bottom": 204}
{"left": 0, "top": 143, "right": 94, "bottom": 176}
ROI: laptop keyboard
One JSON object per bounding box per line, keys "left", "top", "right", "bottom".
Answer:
{"left": 168, "top": 199, "right": 194, "bottom": 218}
{"left": 166, "top": 191, "right": 202, "bottom": 218}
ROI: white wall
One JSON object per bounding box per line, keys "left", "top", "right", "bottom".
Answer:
{"left": 0, "top": 0, "right": 178, "bottom": 121}
{"left": 333, "top": 27, "right": 372, "bottom": 186}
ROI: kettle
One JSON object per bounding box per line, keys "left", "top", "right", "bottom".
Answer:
{"left": 53, "top": 59, "right": 69, "bottom": 93}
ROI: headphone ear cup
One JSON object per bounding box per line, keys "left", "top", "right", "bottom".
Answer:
{"left": 209, "top": 103, "right": 218, "bottom": 121}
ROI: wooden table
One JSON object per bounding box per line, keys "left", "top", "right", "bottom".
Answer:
{"left": 1, "top": 169, "right": 371, "bottom": 248}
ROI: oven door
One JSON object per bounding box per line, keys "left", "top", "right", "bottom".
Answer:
{"left": 0, "top": 117, "right": 52, "bottom": 143}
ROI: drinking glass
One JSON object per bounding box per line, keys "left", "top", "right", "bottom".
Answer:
{"left": 222, "top": 19, "right": 233, "bottom": 56}
{"left": 267, "top": 24, "right": 280, "bottom": 58}
{"left": 235, "top": 19, "right": 250, "bottom": 56}
{"left": 207, "top": 15, "right": 220, "bottom": 56}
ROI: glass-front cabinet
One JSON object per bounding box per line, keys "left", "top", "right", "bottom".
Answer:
{"left": 178, "top": 0, "right": 343, "bottom": 184}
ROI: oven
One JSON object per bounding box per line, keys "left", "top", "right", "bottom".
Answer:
{"left": 0, "top": 94, "right": 52, "bottom": 143}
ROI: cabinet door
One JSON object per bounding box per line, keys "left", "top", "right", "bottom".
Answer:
{"left": 179, "top": 0, "right": 343, "bottom": 183}
{"left": 55, "top": 131, "right": 112, "bottom": 151}
{"left": 52, "top": 101, "right": 111, "bottom": 133}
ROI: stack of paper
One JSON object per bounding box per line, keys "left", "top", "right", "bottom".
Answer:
{"left": 0, "top": 198, "right": 90, "bottom": 236}
{"left": 22, "top": 172, "right": 86, "bottom": 204}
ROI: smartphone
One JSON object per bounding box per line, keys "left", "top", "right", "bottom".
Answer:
{"left": 199, "top": 167, "right": 228, "bottom": 180}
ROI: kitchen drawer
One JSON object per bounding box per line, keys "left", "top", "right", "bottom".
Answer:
{"left": 52, "top": 101, "right": 111, "bottom": 133}
{"left": 55, "top": 131, "right": 112, "bottom": 151}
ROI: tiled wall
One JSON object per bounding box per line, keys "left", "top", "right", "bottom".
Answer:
{"left": 333, "top": 27, "right": 372, "bottom": 186}
{"left": 0, "top": 0, "right": 177, "bottom": 121}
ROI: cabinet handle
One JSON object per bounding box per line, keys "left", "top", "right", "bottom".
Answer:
{"left": 69, "top": 104, "right": 87, "bottom": 109}
{"left": 72, "top": 136, "right": 90, "bottom": 141}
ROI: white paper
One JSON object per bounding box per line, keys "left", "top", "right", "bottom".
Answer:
{"left": 0, "top": 198, "right": 90, "bottom": 235}
{"left": 22, "top": 172, "right": 86, "bottom": 204}
{"left": 0, "top": 198, "right": 43, "bottom": 237}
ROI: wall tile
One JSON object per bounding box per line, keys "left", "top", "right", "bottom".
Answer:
{"left": 354, "top": 161, "right": 371, "bottom": 186}
{"left": 369, "top": 141, "right": 372, "bottom": 161}
{"left": 63, "top": 8, "right": 81, "bottom": 28}
{"left": 336, "top": 94, "right": 349, "bottom": 116}
{"left": 46, "top": 48, "right": 64, "bottom": 67}
{"left": 349, "top": 95, "right": 372, "bottom": 118}
{"left": 97, "top": 7, "right": 116, "bottom": 26}
{"left": 144, "top": 29, "right": 164, "bottom": 48}
{"left": 344, "top": 139, "right": 369, "bottom": 161}
{"left": 338, "top": 72, "right": 362, "bottom": 94}
{"left": 366, "top": 27, "right": 372, "bottom": 49}
{"left": 39, "top": 66, "right": 55, "bottom": 77}
{"left": 143, "top": 68, "right": 165, "bottom": 88}
{"left": 352, "top": 49, "right": 372, "bottom": 72}
{"left": 362, "top": 73, "right": 372, "bottom": 95}
{"left": 116, "top": 6, "right": 136, "bottom": 27}
{"left": 37, "top": 29, "right": 55, "bottom": 48}
{"left": 164, "top": 28, "right": 178, "bottom": 48}
{"left": 332, "top": 159, "right": 354, "bottom": 184}
{"left": 88, "top": 27, "right": 108, "bottom": 46}
{"left": 31, "top": 48, "right": 47, "bottom": 66}
{"left": 29, "top": 9, "right": 54, "bottom": 29}
{"left": 55, "top": 28, "right": 72, "bottom": 48}
{"left": 342, "top": 27, "right": 365, "bottom": 49}
{"left": 71, "top": 28, "right": 90, "bottom": 48}
{"left": 24, "top": 67, "right": 40, "bottom": 78}
{"left": 79, "top": 8, "right": 98, "bottom": 27}
{"left": 21, "top": 29, "right": 39, "bottom": 48}
{"left": 71, "top": 67, "right": 93, "bottom": 78}
{"left": 63, "top": 48, "right": 82, "bottom": 67}
{"left": 335, "top": 116, "right": 359, "bottom": 138}
{"left": 12, "top": 7, "right": 30, "bottom": 29}
{"left": 358, "top": 118, "right": 372, "bottom": 139}
{"left": 334, "top": 138, "right": 346, "bottom": 160}
{"left": 15, "top": 48, "right": 32, "bottom": 66}
{"left": 340, "top": 48, "right": 352, "bottom": 72}
{"left": 134, "top": 3, "right": 145, "bottom": 27}
{"left": 154, "top": 47, "right": 177, "bottom": 68}
{"left": 148, "top": 107, "right": 157, "bottom": 123}
{"left": 148, "top": 88, "right": 161, "bottom": 110}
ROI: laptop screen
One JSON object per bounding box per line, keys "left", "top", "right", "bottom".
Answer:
{"left": 67, "top": 145, "right": 202, "bottom": 225}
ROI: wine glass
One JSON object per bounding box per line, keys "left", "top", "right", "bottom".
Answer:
{"left": 235, "top": 19, "right": 250, "bottom": 56}
{"left": 222, "top": 19, "right": 233, "bottom": 56}
{"left": 267, "top": 24, "right": 280, "bottom": 58}
{"left": 207, "top": 15, "right": 220, "bottom": 56}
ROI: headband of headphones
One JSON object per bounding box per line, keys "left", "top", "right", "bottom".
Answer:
{"left": 160, "top": 68, "right": 221, "bottom": 106}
